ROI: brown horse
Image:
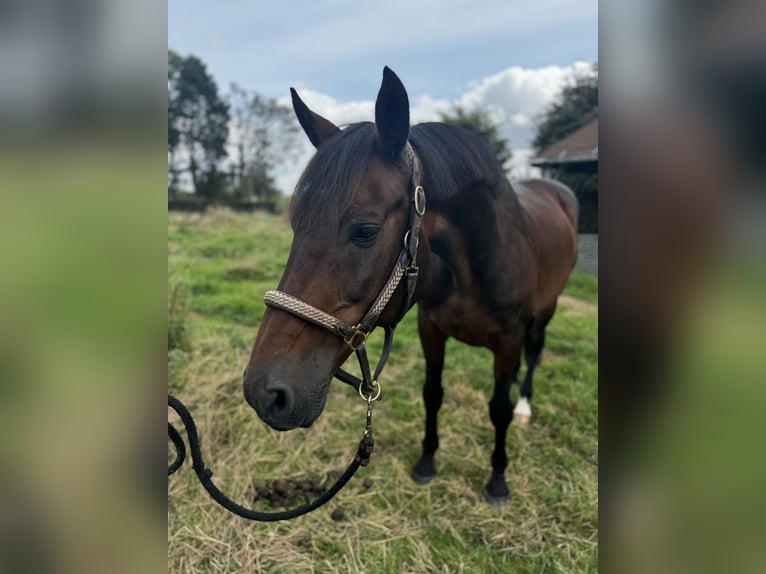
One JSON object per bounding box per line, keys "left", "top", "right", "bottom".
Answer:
{"left": 244, "top": 67, "right": 578, "bottom": 505}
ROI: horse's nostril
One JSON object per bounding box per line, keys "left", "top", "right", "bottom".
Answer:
{"left": 243, "top": 369, "right": 297, "bottom": 427}
{"left": 271, "top": 388, "right": 288, "bottom": 411}
{"left": 264, "top": 383, "right": 294, "bottom": 424}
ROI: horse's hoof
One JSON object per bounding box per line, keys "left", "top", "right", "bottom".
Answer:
{"left": 412, "top": 455, "right": 436, "bottom": 485}
{"left": 411, "top": 469, "right": 436, "bottom": 485}
{"left": 513, "top": 413, "right": 531, "bottom": 427}
{"left": 482, "top": 488, "right": 509, "bottom": 508}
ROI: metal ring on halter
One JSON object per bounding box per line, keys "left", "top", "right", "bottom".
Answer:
{"left": 403, "top": 230, "right": 419, "bottom": 251}
{"left": 358, "top": 379, "right": 382, "bottom": 401}
{"left": 414, "top": 185, "right": 426, "bottom": 216}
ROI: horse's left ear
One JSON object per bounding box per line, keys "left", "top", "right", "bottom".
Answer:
{"left": 290, "top": 88, "right": 341, "bottom": 148}
{"left": 375, "top": 66, "right": 410, "bottom": 160}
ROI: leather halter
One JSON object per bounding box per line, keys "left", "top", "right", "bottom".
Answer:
{"left": 264, "top": 142, "right": 425, "bottom": 400}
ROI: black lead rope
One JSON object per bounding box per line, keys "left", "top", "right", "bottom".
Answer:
{"left": 168, "top": 394, "right": 375, "bottom": 521}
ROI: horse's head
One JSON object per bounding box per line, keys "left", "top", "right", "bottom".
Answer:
{"left": 243, "top": 67, "right": 424, "bottom": 430}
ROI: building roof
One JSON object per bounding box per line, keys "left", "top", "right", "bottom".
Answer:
{"left": 531, "top": 118, "right": 598, "bottom": 166}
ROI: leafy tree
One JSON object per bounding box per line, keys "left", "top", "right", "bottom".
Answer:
{"left": 439, "top": 106, "right": 512, "bottom": 174}
{"left": 533, "top": 63, "right": 598, "bottom": 153}
{"left": 168, "top": 52, "right": 229, "bottom": 201}
{"left": 227, "top": 84, "right": 300, "bottom": 200}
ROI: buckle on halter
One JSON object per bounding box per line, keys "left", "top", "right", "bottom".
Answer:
{"left": 413, "top": 185, "right": 426, "bottom": 216}
{"left": 345, "top": 325, "right": 368, "bottom": 351}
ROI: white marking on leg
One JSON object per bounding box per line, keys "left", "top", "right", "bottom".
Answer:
{"left": 513, "top": 397, "right": 531, "bottom": 426}
{"left": 514, "top": 397, "right": 531, "bottom": 417}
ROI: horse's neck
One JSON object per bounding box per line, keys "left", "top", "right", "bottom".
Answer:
{"left": 418, "top": 183, "right": 530, "bottom": 308}
{"left": 428, "top": 180, "right": 527, "bottom": 251}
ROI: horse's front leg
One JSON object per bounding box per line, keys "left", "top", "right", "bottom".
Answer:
{"left": 484, "top": 331, "right": 523, "bottom": 507}
{"left": 411, "top": 311, "right": 447, "bottom": 484}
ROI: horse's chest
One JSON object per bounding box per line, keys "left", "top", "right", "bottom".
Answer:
{"left": 424, "top": 294, "right": 501, "bottom": 347}
{"left": 420, "top": 249, "right": 513, "bottom": 346}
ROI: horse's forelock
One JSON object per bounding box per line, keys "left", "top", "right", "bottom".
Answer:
{"left": 290, "top": 122, "right": 379, "bottom": 230}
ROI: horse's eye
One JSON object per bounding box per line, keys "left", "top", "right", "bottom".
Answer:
{"left": 351, "top": 224, "right": 380, "bottom": 245}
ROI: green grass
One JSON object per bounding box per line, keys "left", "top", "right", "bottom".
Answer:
{"left": 168, "top": 208, "right": 598, "bottom": 573}
{"left": 561, "top": 272, "right": 598, "bottom": 303}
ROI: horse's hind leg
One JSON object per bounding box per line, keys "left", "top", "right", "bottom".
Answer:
{"left": 412, "top": 311, "right": 447, "bottom": 485}
{"left": 514, "top": 303, "right": 557, "bottom": 426}
{"left": 484, "top": 332, "right": 523, "bottom": 507}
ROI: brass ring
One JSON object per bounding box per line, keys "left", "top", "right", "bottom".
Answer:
{"left": 358, "top": 379, "right": 382, "bottom": 401}
{"left": 414, "top": 186, "right": 426, "bottom": 216}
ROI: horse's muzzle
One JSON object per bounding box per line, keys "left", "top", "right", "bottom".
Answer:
{"left": 243, "top": 361, "right": 328, "bottom": 431}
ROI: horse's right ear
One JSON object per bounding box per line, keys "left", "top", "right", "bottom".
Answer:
{"left": 290, "top": 88, "right": 341, "bottom": 148}
{"left": 375, "top": 67, "right": 410, "bottom": 160}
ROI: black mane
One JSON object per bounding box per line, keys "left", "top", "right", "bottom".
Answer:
{"left": 290, "top": 121, "right": 509, "bottom": 230}
{"left": 409, "top": 122, "right": 510, "bottom": 201}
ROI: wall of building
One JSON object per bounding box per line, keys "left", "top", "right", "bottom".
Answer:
{"left": 575, "top": 233, "right": 598, "bottom": 275}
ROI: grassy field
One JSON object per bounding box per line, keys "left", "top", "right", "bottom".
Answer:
{"left": 168, "top": 208, "right": 598, "bottom": 573}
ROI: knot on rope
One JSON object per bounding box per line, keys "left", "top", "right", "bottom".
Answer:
{"left": 355, "top": 433, "right": 375, "bottom": 467}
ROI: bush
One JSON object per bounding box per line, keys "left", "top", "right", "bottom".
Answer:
{"left": 168, "top": 193, "right": 207, "bottom": 212}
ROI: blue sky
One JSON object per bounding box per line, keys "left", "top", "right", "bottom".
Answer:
{"left": 169, "top": 0, "right": 597, "bottom": 191}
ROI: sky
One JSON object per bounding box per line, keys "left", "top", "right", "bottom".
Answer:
{"left": 169, "top": 0, "right": 598, "bottom": 193}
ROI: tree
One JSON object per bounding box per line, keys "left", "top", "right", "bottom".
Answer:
{"left": 533, "top": 63, "right": 598, "bottom": 153}
{"left": 167, "top": 50, "right": 183, "bottom": 196}
{"left": 440, "top": 106, "right": 512, "bottom": 174}
{"left": 168, "top": 52, "right": 229, "bottom": 201}
{"left": 227, "top": 84, "right": 301, "bottom": 201}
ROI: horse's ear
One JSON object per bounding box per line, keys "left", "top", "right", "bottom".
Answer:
{"left": 375, "top": 66, "right": 410, "bottom": 160}
{"left": 290, "top": 88, "right": 341, "bottom": 148}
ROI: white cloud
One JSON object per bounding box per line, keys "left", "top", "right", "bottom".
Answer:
{"left": 453, "top": 62, "right": 594, "bottom": 150}
{"left": 273, "top": 61, "right": 592, "bottom": 192}
{"left": 510, "top": 113, "right": 532, "bottom": 127}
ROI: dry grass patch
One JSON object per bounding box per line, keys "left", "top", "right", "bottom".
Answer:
{"left": 558, "top": 295, "right": 598, "bottom": 318}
